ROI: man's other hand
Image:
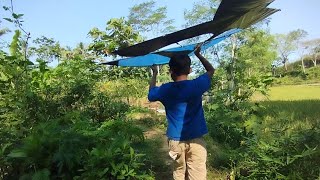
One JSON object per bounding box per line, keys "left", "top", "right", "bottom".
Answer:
{"left": 194, "top": 44, "right": 202, "bottom": 56}
{"left": 150, "top": 64, "right": 158, "bottom": 75}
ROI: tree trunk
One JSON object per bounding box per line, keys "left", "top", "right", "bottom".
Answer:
{"left": 272, "top": 65, "right": 276, "bottom": 76}
{"left": 231, "top": 36, "right": 236, "bottom": 85}
{"left": 301, "top": 57, "right": 305, "bottom": 73}
{"left": 284, "top": 58, "right": 288, "bottom": 71}
{"left": 314, "top": 54, "right": 317, "bottom": 67}
{"left": 228, "top": 36, "right": 237, "bottom": 104}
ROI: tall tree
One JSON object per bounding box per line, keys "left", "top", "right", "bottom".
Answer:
{"left": 88, "top": 17, "right": 149, "bottom": 80}
{"left": 237, "top": 29, "right": 277, "bottom": 76}
{"left": 88, "top": 17, "right": 143, "bottom": 56}
{"left": 127, "top": 1, "right": 176, "bottom": 82}
{"left": 128, "top": 1, "right": 175, "bottom": 37}
{"left": 182, "top": 0, "right": 221, "bottom": 73}
{"left": 214, "top": 28, "right": 276, "bottom": 100}
{"left": 275, "top": 29, "right": 308, "bottom": 71}
{"left": 303, "top": 38, "right": 320, "bottom": 67}
{"left": 29, "top": 36, "right": 62, "bottom": 63}
{"left": 297, "top": 40, "right": 309, "bottom": 73}
{"left": 184, "top": 0, "right": 220, "bottom": 27}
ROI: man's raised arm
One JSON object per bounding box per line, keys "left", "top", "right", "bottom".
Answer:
{"left": 149, "top": 65, "right": 158, "bottom": 89}
{"left": 194, "top": 46, "right": 215, "bottom": 78}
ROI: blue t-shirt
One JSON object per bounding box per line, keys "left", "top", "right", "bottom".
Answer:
{"left": 148, "top": 73, "right": 211, "bottom": 141}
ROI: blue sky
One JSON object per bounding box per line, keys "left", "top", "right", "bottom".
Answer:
{"left": 1, "top": 0, "right": 320, "bottom": 49}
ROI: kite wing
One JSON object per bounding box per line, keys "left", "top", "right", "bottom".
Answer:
{"left": 103, "top": 29, "right": 240, "bottom": 67}
{"left": 112, "top": 0, "right": 279, "bottom": 57}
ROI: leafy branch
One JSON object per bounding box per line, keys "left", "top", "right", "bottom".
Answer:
{"left": 3, "top": 0, "right": 31, "bottom": 61}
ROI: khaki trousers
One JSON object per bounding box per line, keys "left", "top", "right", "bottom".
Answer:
{"left": 168, "top": 137, "right": 207, "bottom": 180}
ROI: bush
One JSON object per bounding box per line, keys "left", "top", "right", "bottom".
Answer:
{"left": 235, "top": 101, "right": 320, "bottom": 179}
{"left": 4, "top": 117, "right": 152, "bottom": 179}
{"left": 0, "top": 47, "right": 153, "bottom": 179}
{"left": 274, "top": 66, "right": 320, "bottom": 85}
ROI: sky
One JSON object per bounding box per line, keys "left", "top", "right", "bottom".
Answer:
{"left": 1, "top": 0, "right": 320, "bottom": 50}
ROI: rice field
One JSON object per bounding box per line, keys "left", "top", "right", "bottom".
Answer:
{"left": 253, "top": 84, "right": 320, "bottom": 101}
{"left": 253, "top": 84, "right": 320, "bottom": 129}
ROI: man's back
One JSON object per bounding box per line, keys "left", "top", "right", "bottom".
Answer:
{"left": 148, "top": 73, "right": 210, "bottom": 140}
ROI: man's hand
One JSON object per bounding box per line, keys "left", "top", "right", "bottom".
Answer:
{"left": 149, "top": 64, "right": 158, "bottom": 89}
{"left": 194, "top": 44, "right": 202, "bottom": 56}
{"left": 150, "top": 64, "right": 158, "bottom": 75}
{"left": 194, "top": 44, "right": 215, "bottom": 78}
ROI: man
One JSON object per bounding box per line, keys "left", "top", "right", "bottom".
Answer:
{"left": 148, "top": 46, "right": 214, "bottom": 180}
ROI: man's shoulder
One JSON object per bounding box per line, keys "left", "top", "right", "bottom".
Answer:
{"left": 193, "top": 73, "right": 210, "bottom": 84}
{"left": 159, "top": 82, "right": 173, "bottom": 89}
{"left": 193, "top": 73, "right": 210, "bottom": 81}
{"left": 149, "top": 82, "right": 171, "bottom": 94}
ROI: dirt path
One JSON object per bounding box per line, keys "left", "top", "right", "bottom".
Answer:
{"left": 131, "top": 101, "right": 228, "bottom": 179}
{"left": 128, "top": 102, "right": 173, "bottom": 179}
{"left": 143, "top": 127, "right": 173, "bottom": 180}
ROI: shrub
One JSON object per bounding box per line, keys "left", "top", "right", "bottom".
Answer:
{"left": 4, "top": 117, "right": 152, "bottom": 179}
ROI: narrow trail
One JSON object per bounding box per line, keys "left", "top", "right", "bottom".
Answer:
{"left": 130, "top": 101, "right": 173, "bottom": 179}
{"left": 144, "top": 127, "right": 173, "bottom": 180}
{"left": 133, "top": 101, "right": 228, "bottom": 180}
{"left": 142, "top": 124, "right": 228, "bottom": 180}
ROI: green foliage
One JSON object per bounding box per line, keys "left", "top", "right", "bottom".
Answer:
{"left": 28, "top": 36, "right": 63, "bottom": 63}
{"left": 88, "top": 18, "right": 143, "bottom": 56}
{"left": 0, "top": 27, "right": 10, "bottom": 38}
{"left": 203, "top": 27, "right": 319, "bottom": 179}
{"left": 184, "top": 0, "right": 220, "bottom": 27}
{"left": 5, "top": 117, "right": 150, "bottom": 179}
{"left": 183, "top": 0, "right": 220, "bottom": 45}
{"left": 10, "top": 30, "right": 22, "bottom": 56}
{"left": 205, "top": 93, "right": 256, "bottom": 149}
{"left": 205, "top": 29, "right": 276, "bottom": 149}
{"left": 0, "top": 31, "right": 33, "bottom": 146}
{"left": 240, "top": 137, "right": 317, "bottom": 179}
{"left": 103, "top": 78, "right": 148, "bottom": 104}
{"left": 207, "top": 93, "right": 320, "bottom": 179}
{"left": 80, "top": 144, "right": 148, "bottom": 179}
{"left": 0, "top": 18, "right": 11, "bottom": 37}
{"left": 236, "top": 100, "right": 320, "bottom": 179}
{"left": 86, "top": 91, "right": 130, "bottom": 122}
{"left": 275, "top": 29, "right": 308, "bottom": 70}
{"left": 2, "top": 2, "right": 319, "bottom": 179}
{"left": 274, "top": 66, "right": 320, "bottom": 85}
{"left": 106, "top": 66, "right": 150, "bottom": 80}
{"left": 237, "top": 29, "right": 277, "bottom": 75}
{"left": 306, "top": 66, "right": 320, "bottom": 79}
{"left": 253, "top": 85, "right": 320, "bottom": 101}
{"left": 88, "top": 17, "right": 150, "bottom": 85}
{"left": 128, "top": 0, "right": 175, "bottom": 35}
{"left": 0, "top": 28, "right": 153, "bottom": 179}
{"left": 101, "top": 65, "right": 150, "bottom": 105}
{"left": 2, "top": 5, "right": 25, "bottom": 28}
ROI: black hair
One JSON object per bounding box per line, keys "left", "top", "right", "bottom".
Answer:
{"left": 169, "top": 54, "right": 191, "bottom": 76}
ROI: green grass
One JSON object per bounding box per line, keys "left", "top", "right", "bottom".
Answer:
{"left": 253, "top": 84, "right": 320, "bottom": 101}
{"left": 133, "top": 137, "right": 172, "bottom": 180}
{"left": 259, "top": 100, "right": 320, "bottom": 122}
{"left": 257, "top": 100, "right": 320, "bottom": 177}
{"left": 244, "top": 85, "right": 320, "bottom": 178}
{"left": 254, "top": 85, "right": 320, "bottom": 136}
{"left": 132, "top": 85, "right": 320, "bottom": 179}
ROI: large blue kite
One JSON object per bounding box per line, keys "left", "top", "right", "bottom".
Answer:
{"left": 103, "top": 0, "right": 279, "bottom": 67}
